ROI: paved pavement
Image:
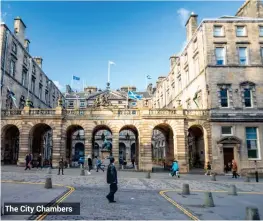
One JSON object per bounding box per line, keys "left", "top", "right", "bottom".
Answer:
{"left": 2, "top": 166, "right": 263, "bottom": 220}
{"left": 45, "top": 187, "right": 189, "bottom": 220}
{"left": 1, "top": 183, "right": 67, "bottom": 220}
{"left": 165, "top": 191, "right": 263, "bottom": 220}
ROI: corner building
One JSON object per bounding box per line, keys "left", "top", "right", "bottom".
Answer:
{"left": 152, "top": 0, "right": 263, "bottom": 173}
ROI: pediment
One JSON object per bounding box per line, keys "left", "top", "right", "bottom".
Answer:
{"left": 217, "top": 136, "right": 241, "bottom": 144}
{"left": 88, "top": 90, "right": 126, "bottom": 100}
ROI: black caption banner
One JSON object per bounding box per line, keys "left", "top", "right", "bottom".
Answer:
{"left": 3, "top": 203, "right": 80, "bottom": 215}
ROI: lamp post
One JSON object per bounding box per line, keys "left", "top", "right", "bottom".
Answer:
{"left": 255, "top": 160, "right": 259, "bottom": 182}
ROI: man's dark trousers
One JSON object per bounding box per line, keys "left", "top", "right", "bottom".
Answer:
{"left": 58, "top": 167, "right": 64, "bottom": 175}
{"left": 107, "top": 183, "right": 118, "bottom": 202}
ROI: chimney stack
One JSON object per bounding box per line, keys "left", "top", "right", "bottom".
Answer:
{"left": 34, "top": 57, "right": 43, "bottom": 69}
{"left": 14, "top": 17, "right": 26, "bottom": 45}
{"left": 169, "top": 55, "right": 178, "bottom": 71}
{"left": 24, "top": 39, "right": 30, "bottom": 52}
{"left": 185, "top": 12, "right": 198, "bottom": 41}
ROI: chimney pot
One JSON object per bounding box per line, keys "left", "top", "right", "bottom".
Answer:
{"left": 14, "top": 17, "right": 26, "bottom": 44}
{"left": 185, "top": 13, "right": 198, "bottom": 41}
{"left": 33, "top": 57, "right": 43, "bottom": 69}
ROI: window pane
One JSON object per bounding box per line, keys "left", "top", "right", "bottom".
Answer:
{"left": 248, "top": 149, "right": 257, "bottom": 158}
{"left": 239, "top": 47, "right": 247, "bottom": 64}
{"left": 260, "top": 26, "right": 263, "bottom": 36}
{"left": 236, "top": 26, "right": 245, "bottom": 36}
{"left": 221, "top": 126, "right": 232, "bottom": 135}
{"left": 244, "top": 89, "right": 252, "bottom": 107}
{"left": 215, "top": 48, "right": 225, "bottom": 65}
{"left": 220, "top": 88, "right": 228, "bottom": 107}
{"left": 246, "top": 127, "right": 257, "bottom": 136}
{"left": 214, "top": 26, "right": 223, "bottom": 36}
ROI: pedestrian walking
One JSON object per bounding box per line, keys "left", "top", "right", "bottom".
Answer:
{"left": 37, "top": 153, "right": 42, "bottom": 170}
{"left": 58, "top": 157, "right": 64, "bottom": 175}
{"left": 29, "top": 153, "right": 33, "bottom": 168}
{"left": 106, "top": 157, "right": 118, "bottom": 203}
{"left": 131, "top": 157, "right": 135, "bottom": 168}
{"left": 87, "top": 155, "right": 92, "bottom": 175}
{"left": 205, "top": 162, "right": 212, "bottom": 176}
{"left": 95, "top": 156, "right": 104, "bottom": 172}
{"left": 170, "top": 160, "right": 180, "bottom": 178}
{"left": 25, "top": 153, "right": 31, "bottom": 170}
{"left": 232, "top": 159, "right": 239, "bottom": 178}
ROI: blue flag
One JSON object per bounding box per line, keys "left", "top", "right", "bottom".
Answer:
{"left": 73, "top": 76, "right": 80, "bottom": 81}
{"left": 128, "top": 91, "right": 142, "bottom": 100}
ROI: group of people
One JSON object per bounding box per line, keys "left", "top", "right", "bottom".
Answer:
{"left": 25, "top": 153, "right": 43, "bottom": 170}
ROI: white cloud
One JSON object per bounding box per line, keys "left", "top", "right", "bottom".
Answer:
{"left": 177, "top": 8, "right": 190, "bottom": 27}
{"left": 53, "top": 81, "right": 64, "bottom": 91}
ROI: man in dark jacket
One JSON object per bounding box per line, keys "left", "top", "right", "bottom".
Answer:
{"left": 25, "top": 153, "right": 31, "bottom": 170}
{"left": 106, "top": 157, "right": 118, "bottom": 203}
{"left": 58, "top": 158, "right": 64, "bottom": 175}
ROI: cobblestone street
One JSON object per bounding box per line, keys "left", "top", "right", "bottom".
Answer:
{"left": 1, "top": 166, "right": 263, "bottom": 220}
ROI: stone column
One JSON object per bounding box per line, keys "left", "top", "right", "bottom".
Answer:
{"left": 17, "top": 129, "right": 30, "bottom": 166}
{"left": 139, "top": 129, "right": 152, "bottom": 171}
{"left": 175, "top": 119, "right": 188, "bottom": 173}
{"left": 111, "top": 132, "right": 119, "bottom": 167}
{"left": 52, "top": 123, "right": 62, "bottom": 168}
{"left": 84, "top": 133, "right": 92, "bottom": 158}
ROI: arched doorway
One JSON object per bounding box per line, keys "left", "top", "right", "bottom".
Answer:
{"left": 29, "top": 123, "right": 52, "bottom": 167}
{"left": 66, "top": 125, "right": 84, "bottom": 167}
{"left": 1, "top": 125, "right": 19, "bottom": 165}
{"left": 92, "top": 126, "right": 112, "bottom": 159}
{"left": 119, "top": 143, "right": 126, "bottom": 161}
{"left": 119, "top": 125, "right": 139, "bottom": 168}
{"left": 188, "top": 126, "right": 205, "bottom": 170}
{"left": 152, "top": 124, "right": 174, "bottom": 172}
{"left": 74, "top": 142, "right": 84, "bottom": 161}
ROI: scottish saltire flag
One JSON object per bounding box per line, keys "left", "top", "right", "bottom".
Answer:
{"left": 73, "top": 75, "right": 80, "bottom": 81}
{"left": 109, "top": 61, "right": 115, "bottom": 65}
{"left": 128, "top": 91, "right": 143, "bottom": 100}
{"left": 147, "top": 75, "right": 152, "bottom": 79}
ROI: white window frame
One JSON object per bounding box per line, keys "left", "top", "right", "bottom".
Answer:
{"left": 215, "top": 47, "right": 225, "bottom": 65}
{"left": 220, "top": 88, "right": 229, "bottom": 108}
{"left": 213, "top": 26, "right": 224, "bottom": 37}
{"left": 236, "top": 26, "right": 246, "bottom": 37}
{"left": 259, "top": 26, "right": 263, "bottom": 37}
{"left": 238, "top": 47, "right": 248, "bottom": 65}
{"left": 246, "top": 127, "right": 261, "bottom": 160}
{"left": 244, "top": 88, "right": 253, "bottom": 108}
{"left": 221, "top": 126, "right": 233, "bottom": 136}
{"left": 10, "top": 60, "right": 16, "bottom": 77}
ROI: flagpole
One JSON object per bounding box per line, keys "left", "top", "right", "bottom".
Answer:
{"left": 145, "top": 74, "right": 148, "bottom": 90}
{"left": 108, "top": 61, "right": 110, "bottom": 86}
{"left": 127, "top": 85, "right": 129, "bottom": 109}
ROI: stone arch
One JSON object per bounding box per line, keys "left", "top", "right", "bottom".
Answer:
{"left": 187, "top": 122, "right": 208, "bottom": 170}
{"left": 119, "top": 124, "right": 140, "bottom": 167}
{"left": 65, "top": 124, "right": 85, "bottom": 166}
{"left": 152, "top": 122, "right": 175, "bottom": 171}
{"left": 29, "top": 123, "right": 53, "bottom": 166}
{"left": 92, "top": 124, "right": 113, "bottom": 159}
{"left": 1, "top": 124, "right": 20, "bottom": 165}
{"left": 1, "top": 120, "right": 22, "bottom": 135}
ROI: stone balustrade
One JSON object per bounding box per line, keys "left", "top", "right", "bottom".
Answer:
{"left": 1, "top": 108, "right": 211, "bottom": 119}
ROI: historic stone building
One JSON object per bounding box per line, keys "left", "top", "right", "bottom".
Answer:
{"left": 1, "top": 0, "right": 263, "bottom": 174}
{"left": 152, "top": 0, "right": 263, "bottom": 173}
{"left": 0, "top": 17, "right": 63, "bottom": 110}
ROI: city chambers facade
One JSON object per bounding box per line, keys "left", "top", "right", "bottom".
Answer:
{"left": 1, "top": 0, "right": 263, "bottom": 174}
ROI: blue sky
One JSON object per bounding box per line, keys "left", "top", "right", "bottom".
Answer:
{"left": 1, "top": 1, "right": 242, "bottom": 92}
